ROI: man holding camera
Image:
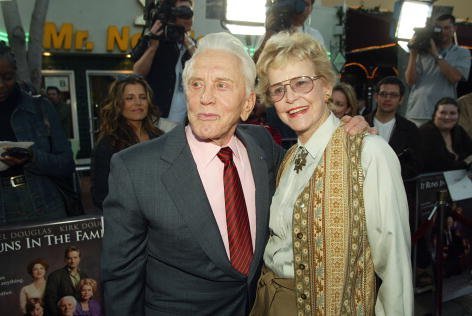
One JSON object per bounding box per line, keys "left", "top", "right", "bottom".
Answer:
{"left": 133, "top": 0, "right": 195, "bottom": 123}
{"left": 405, "top": 14, "right": 470, "bottom": 127}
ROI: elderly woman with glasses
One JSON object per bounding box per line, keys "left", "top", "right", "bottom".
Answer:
{"left": 90, "top": 75, "right": 164, "bottom": 209}
{"left": 251, "top": 32, "right": 413, "bottom": 316}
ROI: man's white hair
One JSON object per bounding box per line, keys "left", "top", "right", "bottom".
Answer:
{"left": 57, "top": 295, "right": 77, "bottom": 308}
{"left": 182, "top": 32, "right": 256, "bottom": 96}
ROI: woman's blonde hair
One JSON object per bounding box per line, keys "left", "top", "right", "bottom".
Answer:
{"left": 332, "top": 82, "right": 359, "bottom": 115}
{"left": 79, "top": 278, "right": 98, "bottom": 294}
{"left": 256, "top": 31, "right": 336, "bottom": 106}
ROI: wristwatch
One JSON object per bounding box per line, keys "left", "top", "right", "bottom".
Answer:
{"left": 435, "top": 54, "right": 444, "bottom": 62}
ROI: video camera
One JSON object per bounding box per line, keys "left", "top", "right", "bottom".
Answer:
{"left": 144, "top": 0, "right": 193, "bottom": 42}
{"left": 131, "top": 0, "right": 193, "bottom": 61}
{"left": 266, "top": 0, "right": 306, "bottom": 33}
{"left": 408, "top": 25, "right": 442, "bottom": 54}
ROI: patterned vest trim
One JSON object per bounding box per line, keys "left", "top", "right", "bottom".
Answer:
{"left": 277, "top": 127, "right": 376, "bottom": 315}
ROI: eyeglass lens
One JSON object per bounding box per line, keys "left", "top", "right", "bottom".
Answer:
{"left": 268, "top": 76, "right": 319, "bottom": 102}
{"left": 378, "top": 92, "right": 400, "bottom": 98}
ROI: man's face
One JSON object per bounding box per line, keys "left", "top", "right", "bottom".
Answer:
{"left": 435, "top": 18, "right": 456, "bottom": 45}
{"left": 59, "top": 298, "right": 75, "bottom": 316}
{"left": 375, "top": 84, "right": 402, "bottom": 115}
{"left": 0, "top": 58, "right": 16, "bottom": 102}
{"left": 293, "top": 0, "right": 313, "bottom": 26}
{"left": 65, "top": 250, "right": 80, "bottom": 270}
{"left": 174, "top": 0, "right": 193, "bottom": 32}
{"left": 47, "top": 89, "right": 61, "bottom": 105}
{"left": 185, "top": 49, "right": 255, "bottom": 146}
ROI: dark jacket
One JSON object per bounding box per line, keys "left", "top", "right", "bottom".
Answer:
{"left": 1, "top": 89, "right": 74, "bottom": 224}
{"left": 419, "top": 121, "right": 472, "bottom": 173}
{"left": 44, "top": 266, "right": 88, "bottom": 316}
{"left": 366, "top": 112, "right": 422, "bottom": 179}
{"left": 90, "top": 133, "right": 160, "bottom": 209}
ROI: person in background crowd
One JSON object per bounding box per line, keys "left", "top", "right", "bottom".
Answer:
{"left": 330, "top": 82, "right": 359, "bottom": 118}
{"left": 25, "top": 298, "right": 44, "bottom": 316}
{"left": 254, "top": 0, "right": 324, "bottom": 64}
{"left": 57, "top": 296, "right": 77, "bottom": 316}
{"left": 419, "top": 97, "right": 472, "bottom": 173}
{"left": 46, "top": 86, "right": 72, "bottom": 138}
{"left": 75, "top": 278, "right": 102, "bottom": 316}
{"left": 132, "top": 0, "right": 195, "bottom": 123}
{"left": 90, "top": 75, "right": 163, "bottom": 209}
{"left": 252, "top": 31, "right": 413, "bottom": 315}
{"left": 405, "top": 14, "right": 471, "bottom": 126}
{"left": 458, "top": 92, "right": 472, "bottom": 138}
{"left": 366, "top": 76, "right": 422, "bottom": 180}
{"left": 101, "top": 31, "right": 369, "bottom": 316}
{"left": 0, "top": 41, "right": 74, "bottom": 225}
{"left": 20, "top": 259, "right": 49, "bottom": 315}
{"left": 45, "top": 246, "right": 87, "bottom": 316}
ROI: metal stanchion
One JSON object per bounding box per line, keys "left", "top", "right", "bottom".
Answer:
{"left": 434, "top": 189, "right": 449, "bottom": 316}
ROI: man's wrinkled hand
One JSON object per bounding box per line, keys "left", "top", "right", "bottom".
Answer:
{"left": 341, "top": 115, "right": 377, "bottom": 135}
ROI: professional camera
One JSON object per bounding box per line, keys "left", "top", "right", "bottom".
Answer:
{"left": 144, "top": 0, "right": 193, "bottom": 42}
{"left": 265, "top": 0, "right": 306, "bottom": 33}
{"left": 131, "top": 0, "right": 193, "bottom": 61}
{"left": 407, "top": 25, "right": 442, "bottom": 54}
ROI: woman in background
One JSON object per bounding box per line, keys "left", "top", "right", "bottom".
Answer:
{"left": 90, "top": 75, "right": 163, "bottom": 209}
{"left": 19, "top": 259, "right": 48, "bottom": 314}
{"left": 419, "top": 97, "right": 472, "bottom": 172}
{"left": 74, "top": 278, "right": 102, "bottom": 316}
{"left": 330, "top": 82, "right": 358, "bottom": 118}
{"left": 0, "top": 41, "right": 74, "bottom": 225}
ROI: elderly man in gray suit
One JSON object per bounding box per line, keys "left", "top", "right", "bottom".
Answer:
{"left": 101, "top": 32, "right": 284, "bottom": 315}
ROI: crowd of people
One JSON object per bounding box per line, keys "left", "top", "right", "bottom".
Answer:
{"left": 0, "top": 0, "right": 471, "bottom": 314}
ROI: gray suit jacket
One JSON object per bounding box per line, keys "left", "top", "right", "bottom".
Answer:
{"left": 101, "top": 124, "right": 284, "bottom": 316}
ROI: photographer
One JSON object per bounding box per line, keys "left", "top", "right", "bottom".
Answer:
{"left": 132, "top": 0, "right": 195, "bottom": 123}
{"left": 405, "top": 14, "right": 470, "bottom": 127}
{"left": 253, "top": 0, "right": 324, "bottom": 64}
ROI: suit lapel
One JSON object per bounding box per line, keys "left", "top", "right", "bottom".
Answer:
{"left": 160, "top": 126, "right": 238, "bottom": 276}
{"left": 236, "top": 127, "right": 270, "bottom": 282}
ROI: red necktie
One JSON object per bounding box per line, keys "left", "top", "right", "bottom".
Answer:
{"left": 217, "top": 147, "right": 253, "bottom": 275}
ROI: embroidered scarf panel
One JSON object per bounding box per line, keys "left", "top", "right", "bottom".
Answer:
{"left": 281, "top": 128, "right": 375, "bottom": 315}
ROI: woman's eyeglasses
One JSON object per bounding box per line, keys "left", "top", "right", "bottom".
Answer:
{"left": 267, "top": 76, "right": 322, "bottom": 103}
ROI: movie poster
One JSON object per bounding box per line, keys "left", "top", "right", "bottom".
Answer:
{"left": 0, "top": 215, "right": 103, "bottom": 315}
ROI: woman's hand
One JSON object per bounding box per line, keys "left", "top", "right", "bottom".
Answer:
{"left": 0, "top": 147, "right": 32, "bottom": 167}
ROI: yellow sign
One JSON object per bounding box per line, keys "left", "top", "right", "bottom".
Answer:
{"left": 43, "top": 22, "right": 142, "bottom": 52}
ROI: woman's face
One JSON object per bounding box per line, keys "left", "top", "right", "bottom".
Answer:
{"left": 434, "top": 104, "right": 458, "bottom": 131}
{"left": 121, "top": 83, "right": 149, "bottom": 124}
{"left": 31, "top": 263, "right": 46, "bottom": 280}
{"left": 0, "top": 58, "right": 16, "bottom": 102}
{"left": 330, "top": 90, "right": 351, "bottom": 118}
{"left": 268, "top": 58, "right": 330, "bottom": 144}
{"left": 31, "top": 303, "right": 44, "bottom": 316}
{"left": 80, "top": 284, "right": 93, "bottom": 301}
